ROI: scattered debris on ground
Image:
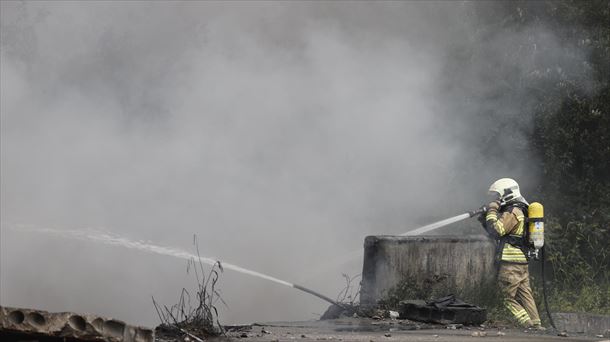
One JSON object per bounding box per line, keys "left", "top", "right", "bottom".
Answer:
{"left": 399, "top": 295, "right": 486, "bottom": 325}
{"left": 323, "top": 291, "right": 486, "bottom": 327}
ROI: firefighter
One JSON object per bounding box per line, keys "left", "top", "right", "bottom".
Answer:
{"left": 481, "top": 178, "right": 544, "bottom": 330}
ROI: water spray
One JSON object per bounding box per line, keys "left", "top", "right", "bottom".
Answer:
{"left": 9, "top": 224, "right": 344, "bottom": 309}
{"left": 400, "top": 213, "right": 471, "bottom": 236}
{"left": 401, "top": 206, "right": 487, "bottom": 236}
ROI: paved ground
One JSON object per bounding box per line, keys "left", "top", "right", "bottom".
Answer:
{"left": 218, "top": 319, "right": 609, "bottom": 342}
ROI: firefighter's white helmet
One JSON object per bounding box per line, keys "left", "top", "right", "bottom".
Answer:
{"left": 488, "top": 178, "right": 528, "bottom": 206}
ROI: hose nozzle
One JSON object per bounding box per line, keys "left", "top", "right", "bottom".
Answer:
{"left": 468, "top": 205, "right": 488, "bottom": 217}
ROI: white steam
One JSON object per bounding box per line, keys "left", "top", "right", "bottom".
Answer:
{"left": 1, "top": 2, "right": 590, "bottom": 325}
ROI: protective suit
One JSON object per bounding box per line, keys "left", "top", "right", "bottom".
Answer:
{"left": 483, "top": 178, "right": 542, "bottom": 328}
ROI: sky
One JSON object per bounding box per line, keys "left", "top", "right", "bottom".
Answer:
{"left": 0, "top": 1, "right": 591, "bottom": 325}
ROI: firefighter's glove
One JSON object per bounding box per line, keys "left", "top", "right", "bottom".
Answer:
{"left": 469, "top": 205, "right": 488, "bottom": 218}
{"left": 487, "top": 200, "right": 500, "bottom": 211}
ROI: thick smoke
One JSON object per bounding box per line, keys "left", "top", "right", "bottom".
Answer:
{"left": 0, "top": 2, "right": 591, "bottom": 325}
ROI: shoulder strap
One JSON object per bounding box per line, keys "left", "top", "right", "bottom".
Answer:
{"left": 504, "top": 202, "right": 528, "bottom": 217}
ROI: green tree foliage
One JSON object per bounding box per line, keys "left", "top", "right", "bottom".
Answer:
{"left": 509, "top": 1, "right": 610, "bottom": 302}
{"left": 445, "top": 1, "right": 610, "bottom": 313}
{"left": 483, "top": 1, "right": 610, "bottom": 313}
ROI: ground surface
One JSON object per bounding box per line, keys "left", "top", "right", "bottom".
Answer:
{"left": 187, "top": 318, "right": 609, "bottom": 342}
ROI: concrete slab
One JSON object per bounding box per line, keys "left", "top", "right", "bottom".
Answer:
{"left": 0, "top": 306, "right": 154, "bottom": 342}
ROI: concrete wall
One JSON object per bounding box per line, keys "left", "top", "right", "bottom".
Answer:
{"left": 360, "top": 235, "right": 496, "bottom": 305}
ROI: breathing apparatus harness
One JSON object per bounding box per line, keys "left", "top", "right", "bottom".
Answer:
{"left": 497, "top": 201, "right": 530, "bottom": 262}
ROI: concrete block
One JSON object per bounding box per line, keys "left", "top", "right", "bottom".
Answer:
{"left": 360, "top": 235, "right": 496, "bottom": 305}
{"left": 552, "top": 312, "right": 610, "bottom": 336}
{"left": 0, "top": 306, "right": 153, "bottom": 342}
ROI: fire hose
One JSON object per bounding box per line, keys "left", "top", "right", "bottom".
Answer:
{"left": 541, "top": 246, "right": 557, "bottom": 329}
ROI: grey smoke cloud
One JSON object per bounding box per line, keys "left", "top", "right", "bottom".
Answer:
{"left": 0, "top": 1, "right": 591, "bottom": 325}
